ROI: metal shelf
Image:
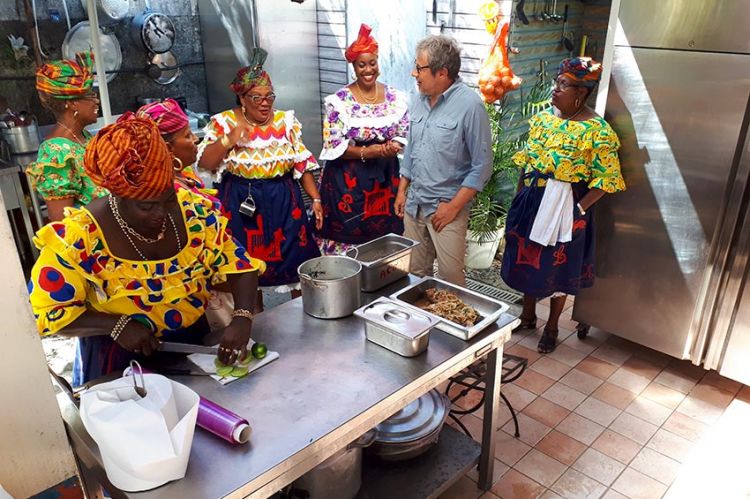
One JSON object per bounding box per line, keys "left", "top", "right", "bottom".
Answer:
{"left": 358, "top": 425, "right": 480, "bottom": 499}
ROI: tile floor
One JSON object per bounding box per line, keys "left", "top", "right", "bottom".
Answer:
{"left": 439, "top": 298, "right": 750, "bottom": 499}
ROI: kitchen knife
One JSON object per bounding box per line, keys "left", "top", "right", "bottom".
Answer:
{"left": 159, "top": 342, "right": 220, "bottom": 355}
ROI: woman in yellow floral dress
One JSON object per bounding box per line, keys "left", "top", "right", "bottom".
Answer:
{"left": 501, "top": 57, "right": 626, "bottom": 353}
{"left": 198, "top": 48, "right": 322, "bottom": 309}
{"left": 28, "top": 117, "right": 264, "bottom": 385}
{"left": 26, "top": 52, "right": 107, "bottom": 221}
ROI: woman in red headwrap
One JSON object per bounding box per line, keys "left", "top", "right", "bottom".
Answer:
{"left": 198, "top": 48, "right": 322, "bottom": 310}
{"left": 315, "top": 24, "right": 409, "bottom": 255}
{"left": 501, "top": 57, "right": 626, "bottom": 353}
{"left": 27, "top": 52, "right": 107, "bottom": 221}
{"left": 28, "top": 116, "right": 264, "bottom": 385}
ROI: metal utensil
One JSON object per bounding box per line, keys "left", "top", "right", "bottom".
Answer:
{"left": 159, "top": 342, "right": 220, "bottom": 355}
{"left": 561, "top": 5, "right": 574, "bottom": 52}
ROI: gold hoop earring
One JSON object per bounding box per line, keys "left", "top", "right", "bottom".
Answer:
{"left": 574, "top": 98, "right": 581, "bottom": 108}
{"left": 173, "top": 157, "right": 183, "bottom": 172}
{"left": 73, "top": 109, "right": 79, "bottom": 118}
{"left": 241, "top": 105, "right": 246, "bottom": 114}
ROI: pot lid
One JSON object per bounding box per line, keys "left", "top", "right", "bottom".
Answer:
{"left": 356, "top": 297, "right": 436, "bottom": 339}
{"left": 373, "top": 389, "right": 449, "bottom": 444}
{"left": 61, "top": 22, "right": 122, "bottom": 85}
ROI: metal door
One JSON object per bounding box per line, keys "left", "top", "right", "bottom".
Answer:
{"left": 572, "top": 47, "right": 750, "bottom": 359}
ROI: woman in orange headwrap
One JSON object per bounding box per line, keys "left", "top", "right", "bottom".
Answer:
{"left": 315, "top": 24, "right": 409, "bottom": 255}
{"left": 501, "top": 57, "right": 626, "bottom": 354}
{"left": 27, "top": 52, "right": 107, "bottom": 221}
{"left": 28, "top": 116, "right": 264, "bottom": 385}
{"left": 198, "top": 48, "right": 322, "bottom": 310}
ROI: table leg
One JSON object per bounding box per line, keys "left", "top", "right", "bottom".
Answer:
{"left": 478, "top": 346, "right": 502, "bottom": 490}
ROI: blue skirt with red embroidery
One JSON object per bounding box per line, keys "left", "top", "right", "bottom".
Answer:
{"left": 73, "top": 315, "right": 210, "bottom": 386}
{"left": 501, "top": 172, "right": 596, "bottom": 298}
{"left": 218, "top": 172, "right": 320, "bottom": 287}
{"left": 316, "top": 147, "right": 403, "bottom": 245}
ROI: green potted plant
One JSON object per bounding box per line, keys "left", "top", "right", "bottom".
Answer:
{"left": 466, "top": 59, "right": 552, "bottom": 269}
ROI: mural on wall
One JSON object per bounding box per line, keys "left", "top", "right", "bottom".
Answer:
{"left": 346, "top": 0, "right": 426, "bottom": 99}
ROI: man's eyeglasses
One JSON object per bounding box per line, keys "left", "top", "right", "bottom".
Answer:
{"left": 246, "top": 93, "right": 276, "bottom": 105}
{"left": 414, "top": 62, "right": 431, "bottom": 74}
{"left": 552, "top": 79, "right": 583, "bottom": 91}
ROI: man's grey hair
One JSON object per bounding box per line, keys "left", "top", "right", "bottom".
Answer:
{"left": 416, "top": 35, "right": 462, "bottom": 80}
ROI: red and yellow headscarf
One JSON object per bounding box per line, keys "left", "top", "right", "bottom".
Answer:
{"left": 84, "top": 116, "right": 174, "bottom": 200}
{"left": 558, "top": 57, "right": 603, "bottom": 88}
{"left": 36, "top": 52, "right": 95, "bottom": 99}
{"left": 345, "top": 24, "right": 378, "bottom": 63}
{"left": 230, "top": 47, "right": 272, "bottom": 95}
{"left": 136, "top": 98, "right": 189, "bottom": 136}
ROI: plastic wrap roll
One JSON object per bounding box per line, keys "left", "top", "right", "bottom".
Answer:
{"left": 197, "top": 397, "right": 251, "bottom": 444}
{"left": 124, "top": 366, "right": 250, "bottom": 444}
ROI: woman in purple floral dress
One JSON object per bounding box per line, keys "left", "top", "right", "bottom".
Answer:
{"left": 315, "top": 24, "right": 409, "bottom": 255}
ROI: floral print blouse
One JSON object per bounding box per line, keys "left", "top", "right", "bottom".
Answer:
{"left": 26, "top": 136, "right": 108, "bottom": 206}
{"left": 197, "top": 109, "right": 319, "bottom": 181}
{"left": 512, "top": 109, "right": 626, "bottom": 193}
{"left": 320, "top": 85, "right": 409, "bottom": 161}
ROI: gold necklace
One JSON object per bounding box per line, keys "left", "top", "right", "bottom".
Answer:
{"left": 56, "top": 121, "right": 85, "bottom": 145}
{"left": 109, "top": 195, "right": 166, "bottom": 244}
{"left": 241, "top": 107, "right": 273, "bottom": 127}
{"left": 355, "top": 81, "right": 379, "bottom": 104}
{"left": 559, "top": 105, "right": 586, "bottom": 121}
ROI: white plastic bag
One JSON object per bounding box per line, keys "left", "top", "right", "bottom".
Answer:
{"left": 79, "top": 373, "right": 200, "bottom": 492}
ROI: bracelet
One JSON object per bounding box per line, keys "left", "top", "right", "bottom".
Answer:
{"left": 220, "top": 135, "right": 231, "bottom": 148}
{"left": 577, "top": 202, "right": 586, "bottom": 216}
{"left": 360, "top": 146, "right": 367, "bottom": 163}
{"left": 110, "top": 315, "right": 131, "bottom": 342}
{"left": 231, "top": 308, "right": 254, "bottom": 320}
{"left": 312, "top": 198, "right": 322, "bottom": 204}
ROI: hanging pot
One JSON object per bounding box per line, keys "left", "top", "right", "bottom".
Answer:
{"left": 62, "top": 21, "right": 122, "bottom": 84}
{"left": 81, "top": 0, "right": 132, "bottom": 26}
{"left": 293, "top": 431, "right": 375, "bottom": 499}
{"left": 146, "top": 51, "right": 180, "bottom": 85}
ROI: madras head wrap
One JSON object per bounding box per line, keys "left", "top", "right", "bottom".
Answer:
{"left": 36, "top": 52, "right": 95, "bottom": 99}
{"left": 136, "top": 98, "right": 189, "bottom": 136}
{"left": 230, "top": 47, "right": 272, "bottom": 95}
{"left": 558, "top": 57, "right": 603, "bottom": 88}
{"left": 84, "top": 116, "right": 174, "bottom": 200}
{"left": 344, "top": 24, "right": 379, "bottom": 63}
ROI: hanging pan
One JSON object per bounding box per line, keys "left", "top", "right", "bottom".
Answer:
{"left": 146, "top": 51, "right": 180, "bottom": 85}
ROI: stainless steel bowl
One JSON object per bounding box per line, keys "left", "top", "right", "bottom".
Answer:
{"left": 346, "top": 234, "right": 419, "bottom": 292}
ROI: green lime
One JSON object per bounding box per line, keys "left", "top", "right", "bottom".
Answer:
{"left": 231, "top": 366, "right": 249, "bottom": 377}
{"left": 216, "top": 365, "right": 234, "bottom": 377}
{"left": 251, "top": 342, "right": 268, "bottom": 360}
{"left": 239, "top": 353, "right": 253, "bottom": 366}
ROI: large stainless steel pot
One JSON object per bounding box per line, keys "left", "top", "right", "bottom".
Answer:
{"left": 298, "top": 256, "right": 362, "bottom": 319}
{"left": 293, "top": 431, "right": 374, "bottom": 499}
{"left": 367, "top": 389, "right": 450, "bottom": 461}
{"left": 1, "top": 122, "right": 39, "bottom": 154}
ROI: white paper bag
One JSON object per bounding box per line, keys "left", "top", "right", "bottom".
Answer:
{"left": 79, "top": 373, "right": 200, "bottom": 492}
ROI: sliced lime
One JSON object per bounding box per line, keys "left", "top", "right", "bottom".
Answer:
{"left": 239, "top": 353, "right": 252, "bottom": 366}
{"left": 231, "top": 366, "right": 249, "bottom": 377}
{"left": 216, "top": 365, "right": 234, "bottom": 377}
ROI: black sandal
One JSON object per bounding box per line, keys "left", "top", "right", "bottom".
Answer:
{"left": 537, "top": 329, "right": 559, "bottom": 354}
{"left": 512, "top": 315, "right": 537, "bottom": 333}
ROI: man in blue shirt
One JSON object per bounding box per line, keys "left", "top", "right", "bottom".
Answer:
{"left": 395, "top": 35, "right": 493, "bottom": 286}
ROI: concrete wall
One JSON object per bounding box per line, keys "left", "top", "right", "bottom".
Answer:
{"left": 0, "top": 192, "right": 75, "bottom": 496}
{"left": 0, "top": 0, "right": 209, "bottom": 126}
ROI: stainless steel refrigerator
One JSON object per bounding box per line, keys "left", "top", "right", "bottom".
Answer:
{"left": 196, "top": 0, "right": 323, "bottom": 155}
{"left": 573, "top": 0, "right": 750, "bottom": 384}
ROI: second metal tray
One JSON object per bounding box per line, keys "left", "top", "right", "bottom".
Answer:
{"left": 389, "top": 276, "right": 509, "bottom": 340}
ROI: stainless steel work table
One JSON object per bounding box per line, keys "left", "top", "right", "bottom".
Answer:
{"left": 57, "top": 276, "right": 517, "bottom": 498}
